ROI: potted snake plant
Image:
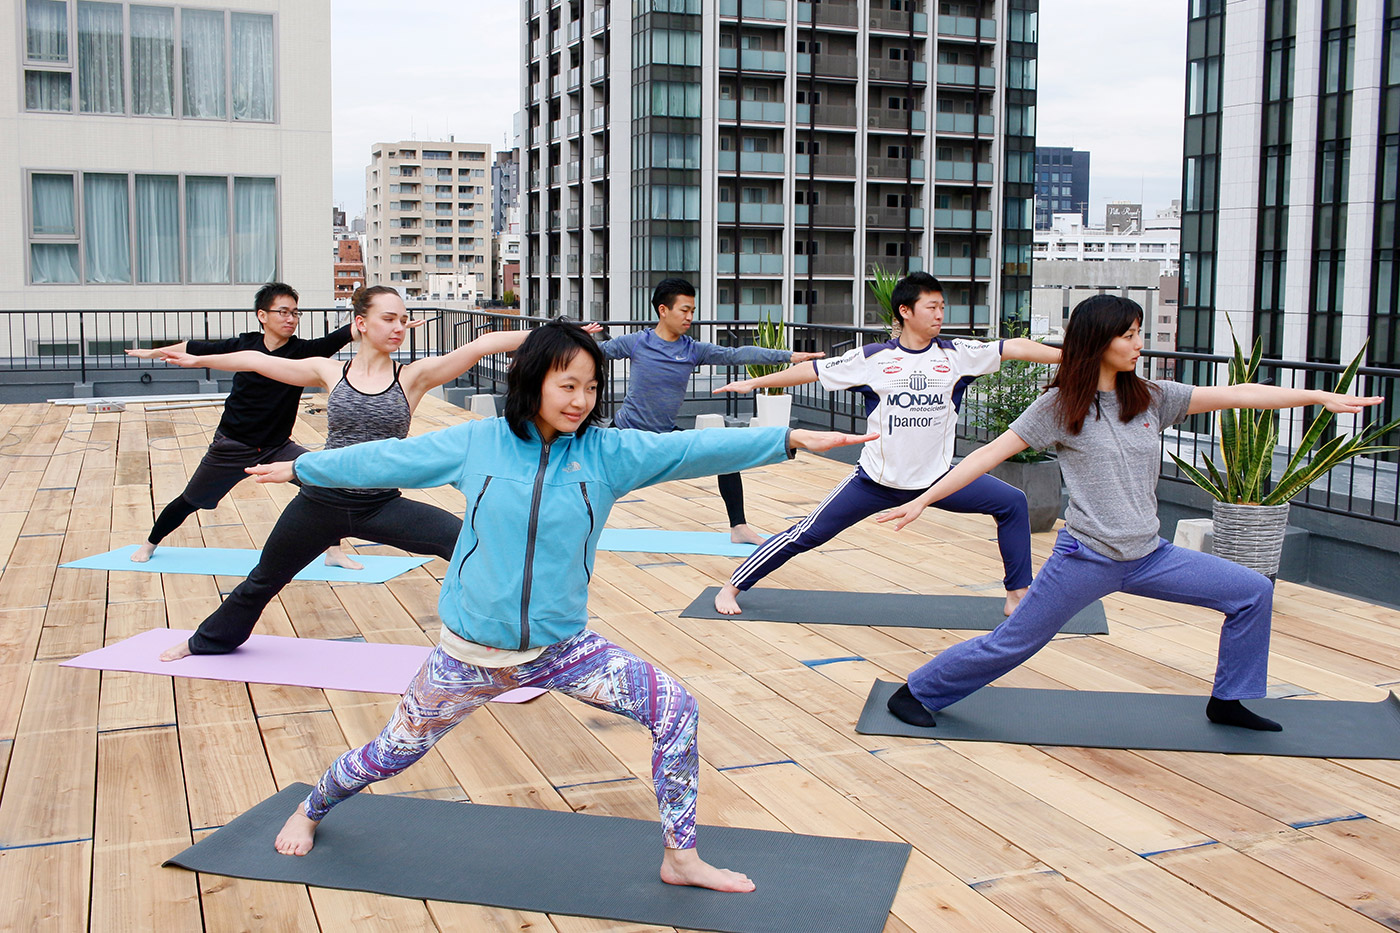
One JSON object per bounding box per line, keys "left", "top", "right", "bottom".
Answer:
{"left": 1169, "top": 326, "right": 1400, "bottom": 578}
{"left": 747, "top": 313, "right": 793, "bottom": 427}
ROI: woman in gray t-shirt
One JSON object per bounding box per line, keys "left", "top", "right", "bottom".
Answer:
{"left": 877, "top": 295, "right": 1386, "bottom": 733}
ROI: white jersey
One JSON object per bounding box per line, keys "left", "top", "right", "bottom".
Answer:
{"left": 814, "top": 336, "right": 1003, "bottom": 489}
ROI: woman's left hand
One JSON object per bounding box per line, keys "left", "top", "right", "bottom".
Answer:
{"left": 789, "top": 429, "right": 879, "bottom": 452}
{"left": 581, "top": 322, "right": 603, "bottom": 334}
{"left": 246, "top": 461, "right": 296, "bottom": 484}
{"left": 1320, "top": 392, "right": 1385, "bottom": 414}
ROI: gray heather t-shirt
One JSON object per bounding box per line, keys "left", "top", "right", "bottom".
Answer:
{"left": 1010, "top": 380, "right": 1194, "bottom": 561}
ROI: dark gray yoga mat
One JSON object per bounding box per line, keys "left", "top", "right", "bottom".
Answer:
{"left": 165, "top": 783, "right": 910, "bottom": 933}
{"left": 856, "top": 680, "right": 1400, "bottom": 759}
{"left": 681, "top": 587, "right": 1109, "bottom": 635}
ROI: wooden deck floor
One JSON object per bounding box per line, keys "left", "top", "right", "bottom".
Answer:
{"left": 1, "top": 395, "right": 1399, "bottom": 932}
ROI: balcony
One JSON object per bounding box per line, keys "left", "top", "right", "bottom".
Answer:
{"left": 590, "top": 204, "right": 607, "bottom": 226}
{"left": 933, "top": 208, "right": 993, "bottom": 230}
{"left": 867, "top": 108, "right": 927, "bottom": 131}
{"left": 865, "top": 206, "right": 926, "bottom": 228}
{"left": 868, "top": 59, "right": 927, "bottom": 83}
{"left": 567, "top": 20, "right": 581, "bottom": 44}
{"left": 568, "top": 67, "right": 582, "bottom": 91}
{"left": 590, "top": 155, "right": 607, "bottom": 178}
{"left": 548, "top": 210, "right": 562, "bottom": 230}
{"left": 567, "top": 116, "right": 582, "bottom": 137}
{"left": 793, "top": 203, "right": 857, "bottom": 226}
{"left": 931, "top": 256, "right": 992, "bottom": 277}
{"left": 566, "top": 207, "right": 581, "bottom": 226}
{"left": 866, "top": 157, "right": 926, "bottom": 179}
{"left": 796, "top": 1, "right": 859, "bottom": 27}
{"left": 717, "top": 252, "right": 784, "bottom": 274}
{"left": 938, "top": 15, "right": 997, "bottom": 40}
{"left": 713, "top": 302, "right": 786, "bottom": 319}
{"left": 934, "top": 112, "right": 995, "bottom": 135}
{"left": 590, "top": 252, "right": 607, "bottom": 273}
{"left": 793, "top": 253, "right": 855, "bottom": 275}
{"left": 719, "top": 0, "right": 787, "bottom": 21}
{"left": 791, "top": 302, "right": 856, "bottom": 323}
{"left": 718, "top": 151, "right": 785, "bottom": 173}
{"left": 566, "top": 254, "right": 581, "bottom": 274}
{"left": 718, "top": 203, "right": 785, "bottom": 224}
{"left": 869, "top": 7, "right": 928, "bottom": 31}
{"left": 547, "top": 254, "right": 561, "bottom": 272}
{"left": 795, "top": 153, "right": 858, "bottom": 176}
{"left": 591, "top": 107, "right": 606, "bottom": 130}
{"left": 718, "top": 48, "right": 787, "bottom": 72}
{"left": 718, "top": 99, "right": 786, "bottom": 123}
{"left": 933, "top": 160, "right": 993, "bottom": 183}
{"left": 936, "top": 63, "right": 997, "bottom": 87}
{"left": 944, "top": 303, "right": 992, "bottom": 326}
{"left": 590, "top": 58, "right": 608, "bottom": 83}
{"left": 797, "top": 103, "right": 859, "bottom": 126}
{"left": 796, "top": 52, "right": 860, "bottom": 79}
{"left": 590, "top": 7, "right": 607, "bottom": 32}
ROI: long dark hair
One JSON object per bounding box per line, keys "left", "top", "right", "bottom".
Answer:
{"left": 1049, "top": 295, "right": 1154, "bottom": 434}
{"left": 504, "top": 318, "right": 608, "bottom": 440}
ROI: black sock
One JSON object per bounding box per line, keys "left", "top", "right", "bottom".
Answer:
{"left": 887, "top": 683, "right": 936, "bottom": 728}
{"left": 1206, "top": 696, "right": 1282, "bottom": 732}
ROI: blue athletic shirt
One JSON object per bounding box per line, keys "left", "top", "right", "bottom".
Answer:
{"left": 815, "top": 336, "right": 1003, "bottom": 489}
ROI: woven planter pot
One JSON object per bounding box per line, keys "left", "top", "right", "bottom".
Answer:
{"left": 1210, "top": 501, "right": 1291, "bottom": 579}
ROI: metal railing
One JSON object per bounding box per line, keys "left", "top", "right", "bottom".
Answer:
{"left": 4, "top": 308, "right": 1396, "bottom": 524}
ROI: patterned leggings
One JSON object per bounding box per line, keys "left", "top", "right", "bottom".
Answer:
{"left": 302, "top": 630, "right": 702, "bottom": 849}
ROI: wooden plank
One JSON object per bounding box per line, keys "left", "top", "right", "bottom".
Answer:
{"left": 97, "top": 600, "right": 175, "bottom": 734}
{"left": 0, "top": 840, "right": 92, "bottom": 932}
{"left": 174, "top": 677, "right": 276, "bottom": 831}
{"left": 490, "top": 693, "right": 635, "bottom": 789}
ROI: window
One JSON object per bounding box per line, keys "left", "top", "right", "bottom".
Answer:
{"left": 24, "top": 3, "right": 275, "bottom": 121}
{"left": 26, "top": 170, "right": 278, "bottom": 285}
{"left": 639, "top": 80, "right": 701, "bottom": 117}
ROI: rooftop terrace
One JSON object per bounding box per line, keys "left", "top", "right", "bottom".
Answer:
{"left": 1, "top": 395, "right": 1399, "bottom": 931}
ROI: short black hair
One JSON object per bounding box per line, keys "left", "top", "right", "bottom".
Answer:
{"left": 889, "top": 272, "right": 944, "bottom": 321}
{"left": 504, "top": 318, "right": 608, "bottom": 440}
{"left": 253, "top": 282, "right": 299, "bottom": 313}
{"left": 650, "top": 277, "right": 696, "bottom": 315}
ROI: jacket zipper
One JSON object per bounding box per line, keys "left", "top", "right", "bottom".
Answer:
{"left": 519, "top": 439, "right": 552, "bottom": 649}
{"left": 579, "top": 482, "right": 593, "bottom": 582}
{"left": 459, "top": 476, "right": 493, "bottom": 564}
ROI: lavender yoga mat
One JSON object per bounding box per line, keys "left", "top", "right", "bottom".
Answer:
{"left": 61, "top": 629, "right": 545, "bottom": 703}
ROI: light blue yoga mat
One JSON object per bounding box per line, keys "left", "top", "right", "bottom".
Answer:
{"left": 61, "top": 545, "right": 431, "bottom": 584}
{"left": 597, "top": 529, "right": 758, "bottom": 557}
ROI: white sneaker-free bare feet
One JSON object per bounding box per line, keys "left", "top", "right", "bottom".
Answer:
{"left": 159, "top": 640, "right": 193, "bottom": 662}
{"left": 714, "top": 583, "right": 743, "bottom": 616}
{"left": 274, "top": 807, "right": 320, "bottom": 856}
{"left": 1004, "top": 586, "right": 1028, "bottom": 617}
{"left": 324, "top": 546, "right": 363, "bottom": 571}
{"left": 660, "top": 847, "right": 755, "bottom": 893}
{"left": 131, "top": 542, "right": 156, "bottom": 563}
{"left": 728, "top": 524, "right": 766, "bottom": 546}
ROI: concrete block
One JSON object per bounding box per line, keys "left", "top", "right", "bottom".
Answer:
{"left": 1173, "top": 518, "right": 1215, "bottom": 553}
{"left": 694, "top": 413, "right": 726, "bottom": 430}
{"left": 470, "top": 394, "right": 498, "bottom": 417}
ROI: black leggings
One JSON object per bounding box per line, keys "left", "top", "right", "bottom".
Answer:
{"left": 717, "top": 472, "right": 746, "bottom": 527}
{"left": 187, "top": 492, "right": 462, "bottom": 654}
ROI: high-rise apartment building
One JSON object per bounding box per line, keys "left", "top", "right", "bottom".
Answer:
{"left": 365, "top": 141, "right": 493, "bottom": 301}
{"left": 492, "top": 150, "right": 521, "bottom": 235}
{"left": 1182, "top": 0, "right": 1397, "bottom": 385}
{"left": 520, "top": 0, "right": 1038, "bottom": 333}
{"left": 4, "top": 0, "right": 333, "bottom": 311}
{"left": 1033, "top": 145, "right": 1089, "bottom": 229}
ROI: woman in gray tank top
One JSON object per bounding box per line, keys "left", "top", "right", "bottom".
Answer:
{"left": 152, "top": 286, "right": 587, "bottom": 661}
{"left": 877, "top": 295, "right": 1386, "bottom": 734}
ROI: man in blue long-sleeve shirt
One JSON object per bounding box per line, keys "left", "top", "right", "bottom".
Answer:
{"left": 601, "top": 278, "right": 824, "bottom": 544}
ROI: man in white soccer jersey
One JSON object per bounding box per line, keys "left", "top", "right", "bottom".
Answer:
{"left": 710, "top": 272, "right": 1062, "bottom": 616}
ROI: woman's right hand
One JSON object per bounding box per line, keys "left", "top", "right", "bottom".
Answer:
{"left": 246, "top": 461, "right": 296, "bottom": 484}
{"left": 153, "top": 350, "right": 202, "bottom": 368}
{"left": 876, "top": 501, "right": 928, "bottom": 532}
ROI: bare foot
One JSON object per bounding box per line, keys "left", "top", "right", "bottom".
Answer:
{"left": 274, "top": 807, "right": 320, "bottom": 856}
{"left": 324, "top": 546, "right": 363, "bottom": 571}
{"left": 131, "top": 542, "right": 156, "bottom": 563}
{"left": 714, "top": 584, "right": 743, "bottom": 616}
{"left": 729, "top": 524, "right": 766, "bottom": 546}
{"left": 159, "top": 640, "right": 193, "bottom": 662}
{"left": 1004, "top": 586, "right": 1028, "bottom": 617}
{"left": 660, "top": 847, "right": 755, "bottom": 893}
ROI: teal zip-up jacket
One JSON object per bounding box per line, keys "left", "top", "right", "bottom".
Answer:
{"left": 294, "top": 418, "right": 793, "bottom": 651}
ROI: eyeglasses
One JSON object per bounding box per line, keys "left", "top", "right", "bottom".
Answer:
{"left": 268, "top": 309, "right": 303, "bottom": 320}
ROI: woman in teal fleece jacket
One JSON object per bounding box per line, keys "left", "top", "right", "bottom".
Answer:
{"left": 249, "top": 318, "right": 874, "bottom": 893}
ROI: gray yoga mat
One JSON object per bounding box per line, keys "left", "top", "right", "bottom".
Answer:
{"left": 856, "top": 680, "right": 1400, "bottom": 759}
{"left": 681, "top": 587, "right": 1109, "bottom": 635}
{"left": 165, "top": 783, "right": 910, "bottom": 933}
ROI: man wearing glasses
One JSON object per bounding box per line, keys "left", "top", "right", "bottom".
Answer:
{"left": 125, "top": 282, "right": 363, "bottom": 566}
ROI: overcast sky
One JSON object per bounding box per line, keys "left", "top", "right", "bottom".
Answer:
{"left": 331, "top": 0, "right": 1187, "bottom": 223}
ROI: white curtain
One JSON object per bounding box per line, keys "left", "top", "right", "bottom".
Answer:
{"left": 83, "top": 173, "right": 131, "bottom": 283}
{"left": 30, "top": 172, "right": 79, "bottom": 284}
{"left": 26, "top": 0, "right": 68, "bottom": 61}
{"left": 77, "top": 1, "right": 123, "bottom": 114}
{"left": 25, "top": 70, "right": 71, "bottom": 111}
{"left": 231, "top": 13, "right": 273, "bottom": 121}
{"left": 182, "top": 9, "right": 225, "bottom": 118}
{"left": 135, "top": 174, "right": 179, "bottom": 283}
{"left": 186, "top": 176, "right": 229, "bottom": 283}
{"left": 233, "top": 177, "right": 276, "bottom": 283}
{"left": 131, "top": 5, "right": 174, "bottom": 116}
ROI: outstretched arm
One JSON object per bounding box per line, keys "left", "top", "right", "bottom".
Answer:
{"left": 713, "top": 362, "right": 821, "bottom": 394}
{"left": 153, "top": 349, "right": 337, "bottom": 389}
{"left": 1002, "top": 338, "right": 1061, "bottom": 365}
{"left": 125, "top": 341, "right": 189, "bottom": 360}
{"left": 877, "top": 430, "right": 1030, "bottom": 531}
{"left": 1188, "top": 384, "right": 1384, "bottom": 416}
